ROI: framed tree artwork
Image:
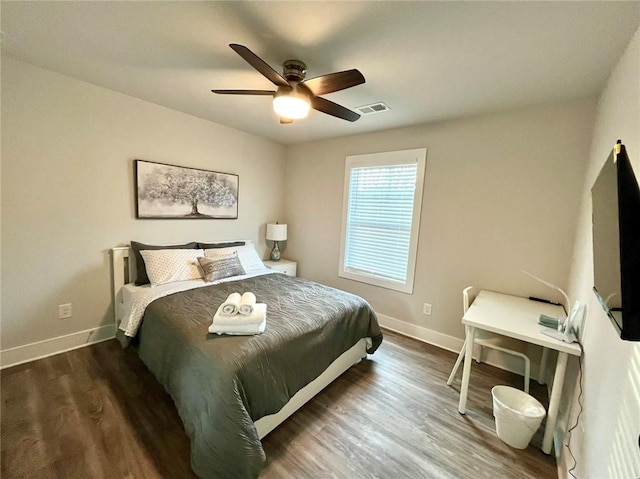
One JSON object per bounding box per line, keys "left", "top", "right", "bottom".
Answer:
{"left": 135, "top": 160, "right": 239, "bottom": 219}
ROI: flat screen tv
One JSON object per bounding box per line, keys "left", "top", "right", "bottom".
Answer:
{"left": 591, "top": 141, "right": 640, "bottom": 341}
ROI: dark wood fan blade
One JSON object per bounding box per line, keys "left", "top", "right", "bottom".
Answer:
{"left": 302, "top": 69, "right": 365, "bottom": 96}
{"left": 211, "top": 89, "right": 275, "bottom": 95}
{"left": 229, "top": 44, "right": 290, "bottom": 88}
{"left": 310, "top": 96, "right": 360, "bottom": 122}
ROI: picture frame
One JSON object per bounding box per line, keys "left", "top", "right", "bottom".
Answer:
{"left": 135, "top": 159, "right": 239, "bottom": 219}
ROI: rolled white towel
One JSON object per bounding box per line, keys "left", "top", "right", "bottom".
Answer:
{"left": 238, "top": 292, "right": 257, "bottom": 315}
{"left": 209, "top": 303, "right": 267, "bottom": 335}
{"left": 221, "top": 293, "right": 242, "bottom": 316}
{"left": 213, "top": 303, "right": 267, "bottom": 327}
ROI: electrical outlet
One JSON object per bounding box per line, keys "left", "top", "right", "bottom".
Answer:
{"left": 58, "top": 303, "right": 72, "bottom": 319}
{"left": 423, "top": 303, "right": 432, "bottom": 315}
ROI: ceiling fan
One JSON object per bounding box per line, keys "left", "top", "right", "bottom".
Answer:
{"left": 212, "top": 44, "right": 365, "bottom": 123}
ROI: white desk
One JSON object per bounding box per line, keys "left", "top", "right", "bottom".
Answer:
{"left": 457, "top": 290, "right": 581, "bottom": 454}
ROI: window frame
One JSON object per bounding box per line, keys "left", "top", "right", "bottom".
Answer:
{"left": 338, "top": 148, "right": 426, "bottom": 294}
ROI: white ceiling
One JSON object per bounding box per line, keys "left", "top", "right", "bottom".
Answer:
{"left": 2, "top": 2, "right": 638, "bottom": 145}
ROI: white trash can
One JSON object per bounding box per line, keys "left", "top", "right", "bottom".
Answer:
{"left": 491, "top": 385, "right": 546, "bottom": 449}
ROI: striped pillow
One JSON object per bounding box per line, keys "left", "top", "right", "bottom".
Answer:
{"left": 204, "top": 244, "right": 265, "bottom": 273}
{"left": 197, "top": 255, "right": 245, "bottom": 282}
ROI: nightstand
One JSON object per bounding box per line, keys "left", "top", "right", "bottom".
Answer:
{"left": 263, "top": 259, "right": 297, "bottom": 277}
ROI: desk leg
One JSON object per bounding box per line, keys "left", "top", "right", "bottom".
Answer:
{"left": 538, "top": 347, "right": 549, "bottom": 385}
{"left": 542, "top": 351, "right": 568, "bottom": 454}
{"left": 458, "top": 326, "right": 475, "bottom": 414}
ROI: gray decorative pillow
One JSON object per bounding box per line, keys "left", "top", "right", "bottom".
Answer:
{"left": 197, "top": 255, "right": 245, "bottom": 282}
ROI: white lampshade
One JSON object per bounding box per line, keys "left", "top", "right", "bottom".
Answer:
{"left": 273, "top": 94, "right": 310, "bottom": 120}
{"left": 266, "top": 223, "right": 287, "bottom": 241}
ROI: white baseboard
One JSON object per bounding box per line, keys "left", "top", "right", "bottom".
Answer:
{"left": 0, "top": 324, "right": 116, "bottom": 369}
{"left": 376, "top": 313, "right": 539, "bottom": 380}
{"left": 377, "top": 313, "right": 464, "bottom": 353}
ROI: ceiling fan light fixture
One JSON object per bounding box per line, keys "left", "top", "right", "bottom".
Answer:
{"left": 215, "top": 44, "right": 365, "bottom": 122}
{"left": 273, "top": 91, "right": 310, "bottom": 120}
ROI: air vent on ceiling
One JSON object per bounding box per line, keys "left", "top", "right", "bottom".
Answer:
{"left": 355, "top": 102, "right": 390, "bottom": 115}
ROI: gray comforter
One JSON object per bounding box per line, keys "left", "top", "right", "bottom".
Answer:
{"left": 133, "top": 273, "right": 382, "bottom": 479}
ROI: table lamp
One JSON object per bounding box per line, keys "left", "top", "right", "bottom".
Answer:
{"left": 266, "top": 223, "right": 287, "bottom": 261}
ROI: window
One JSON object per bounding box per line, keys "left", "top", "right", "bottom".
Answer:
{"left": 339, "top": 148, "right": 426, "bottom": 294}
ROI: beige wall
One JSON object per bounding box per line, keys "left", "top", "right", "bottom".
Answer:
{"left": 565, "top": 27, "right": 640, "bottom": 478}
{"left": 285, "top": 100, "right": 595, "bottom": 348}
{"left": 1, "top": 56, "right": 286, "bottom": 350}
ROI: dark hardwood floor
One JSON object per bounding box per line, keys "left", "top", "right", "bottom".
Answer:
{"left": 1, "top": 329, "right": 556, "bottom": 478}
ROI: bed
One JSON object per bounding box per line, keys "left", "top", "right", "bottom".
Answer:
{"left": 111, "top": 242, "right": 382, "bottom": 479}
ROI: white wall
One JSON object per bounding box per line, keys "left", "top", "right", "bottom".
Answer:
{"left": 564, "top": 27, "right": 640, "bottom": 478}
{"left": 1, "top": 56, "right": 286, "bottom": 356}
{"left": 285, "top": 100, "right": 595, "bottom": 366}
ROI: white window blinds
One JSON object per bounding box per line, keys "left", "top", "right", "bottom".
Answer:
{"left": 345, "top": 164, "right": 417, "bottom": 281}
{"left": 339, "top": 149, "right": 426, "bottom": 294}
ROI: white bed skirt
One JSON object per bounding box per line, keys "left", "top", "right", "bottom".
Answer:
{"left": 255, "top": 337, "right": 369, "bottom": 439}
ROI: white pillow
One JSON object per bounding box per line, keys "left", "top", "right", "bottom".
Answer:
{"left": 204, "top": 244, "right": 265, "bottom": 273}
{"left": 140, "top": 249, "right": 204, "bottom": 286}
